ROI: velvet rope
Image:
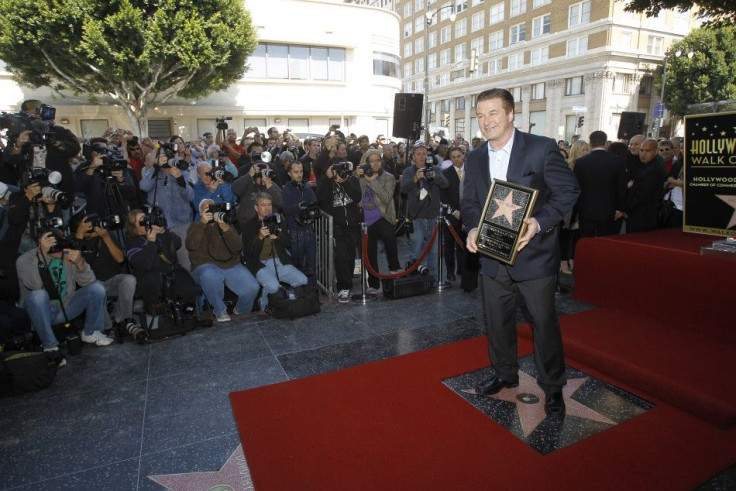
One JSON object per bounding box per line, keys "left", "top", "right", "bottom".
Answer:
{"left": 361, "top": 224, "right": 439, "bottom": 280}
{"left": 444, "top": 217, "right": 466, "bottom": 251}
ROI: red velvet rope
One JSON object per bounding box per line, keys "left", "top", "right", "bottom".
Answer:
{"left": 444, "top": 218, "right": 466, "bottom": 251}
{"left": 361, "top": 224, "right": 439, "bottom": 280}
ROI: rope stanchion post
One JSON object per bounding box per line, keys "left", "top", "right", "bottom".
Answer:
{"left": 436, "top": 208, "right": 450, "bottom": 292}
{"left": 352, "top": 222, "right": 377, "bottom": 304}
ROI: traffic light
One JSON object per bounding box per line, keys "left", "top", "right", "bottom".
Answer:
{"left": 577, "top": 116, "right": 584, "bottom": 128}
{"left": 443, "top": 113, "right": 450, "bottom": 127}
{"left": 469, "top": 49, "right": 478, "bottom": 73}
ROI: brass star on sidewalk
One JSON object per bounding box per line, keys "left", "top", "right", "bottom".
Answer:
{"left": 148, "top": 444, "right": 253, "bottom": 490}
{"left": 715, "top": 194, "right": 736, "bottom": 229}
{"left": 492, "top": 191, "right": 522, "bottom": 226}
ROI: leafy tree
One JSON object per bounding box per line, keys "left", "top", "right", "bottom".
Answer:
{"left": 624, "top": 0, "right": 736, "bottom": 27}
{"left": 657, "top": 26, "right": 736, "bottom": 118}
{"left": 0, "top": 0, "right": 257, "bottom": 136}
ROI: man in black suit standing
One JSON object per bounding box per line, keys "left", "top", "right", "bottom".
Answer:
{"left": 573, "top": 130, "right": 627, "bottom": 237}
{"left": 441, "top": 145, "right": 466, "bottom": 283}
{"left": 461, "top": 88, "right": 579, "bottom": 416}
{"left": 625, "top": 138, "right": 666, "bottom": 233}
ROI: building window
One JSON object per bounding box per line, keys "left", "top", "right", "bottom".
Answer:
{"left": 567, "top": 36, "right": 588, "bottom": 57}
{"left": 404, "top": 62, "right": 413, "bottom": 77}
{"left": 533, "top": 0, "right": 551, "bottom": 7}
{"left": 619, "top": 31, "right": 632, "bottom": 49}
{"left": 246, "top": 44, "right": 346, "bottom": 82}
{"left": 415, "top": 37, "right": 424, "bottom": 53}
{"left": 510, "top": 0, "right": 527, "bottom": 17}
{"left": 415, "top": 17, "right": 424, "bottom": 34}
{"left": 373, "top": 52, "right": 401, "bottom": 78}
{"left": 471, "top": 36, "right": 485, "bottom": 55}
{"left": 532, "top": 14, "right": 551, "bottom": 37}
{"left": 472, "top": 0, "right": 484, "bottom": 6}
{"left": 569, "top": 0, "right": 591, "bottom": 28}
{"left": 613, "top": 73, "right": 633, "bottom": 94}
{"left": 488, "top": 59, "right": 502, "bottom": 75}
{"left": 639, "top": 75, "right": 653, "bottom": 95}
{"left": 507, "top": 53, "right": 524, "bottom": 71}
{"left": 440, "top": 73, "right": 451, "bottom": 86}
{"left": 440, "top": 49, "right": 451, "bottom": 65}
{"left": 510, "top": 86, "right": 522, "bottom": 102}
{"left": 404, "top": 22, "right": 413, "bottom": 38}
{"left": 509, "top": 23, "right": 526, "bottom": 44}
{"left": 440, "top": 2, "right": 453, "bottom": 21}
{"left": 428, "top": 53, "right": 437, "bottom": 69}
{"left": 456, "top": 118, "right": 466, "bottom": 134}
{"left": 81, "top": 119, "right": 109, "bottom": 140}
{"left": 415, "top": 58, "right": 424, "bottom": 73}
{"left": 404, "top": 43, "right": 413, "bottom": 57}
{"left": 532, "top": 82, "right": 545, "bottom": 99}
{"left": 471, "top": 12, "right": 485, "bottom": 31}
{"left": 415, "top": 0, "right": 425, "bottom": 11}
{"left": 404, "top": 3, "right": 413, "bottom": 17}
{"left": 441, "top": 26, "right": 452, "bottom": 43}
{"left": 455, "top": 44, "right": 468, "bottom": 62}
{"left": 490, "top": 2, "right": 505, "bottom": 25}
{"left": 456, "top": 19, "right": 468, "bottom": 38}
{"left": 530, "top": 46, "right": 549, "bottom": 66}
{"left": 489, "top": 30, "right": 504, "bottom": 51}
{"left": 565, "top": 76, "right": 584, "bottom": 95}
{"left": 647, "top": 36, "right": 664, "bottom": 55}
{"left": 456, "top": 97, "right": 466, "bottom": 110}
{"left": 428, "top": 31, "right": 438, "bottom": 48}
{"left": 441, "top": 99, "right": 451, "bottom": 112}
{"left": 456, "top": 0, "right": 468, "bottom": 13}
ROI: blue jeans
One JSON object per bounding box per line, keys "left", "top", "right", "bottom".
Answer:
{"left": 409, "top": 217, "right": 438, "bottom": 281}
{"left": 23, "top": 282, "right": 107, "bottom": 349}
{"left": 256, "top": 258, "right": 308, "bottom": 310}
{"left": 192, "top": 263, "right": 260, "bottom": 316}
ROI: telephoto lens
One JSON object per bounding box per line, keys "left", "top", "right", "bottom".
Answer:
{"left": 123, "top": 319, "right": 148, "bottom": 344}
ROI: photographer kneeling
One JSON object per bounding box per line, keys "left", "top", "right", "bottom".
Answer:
{"left": 16, "top": 229, "right": 112, "bottom": 364}
{"left": 242, "top": 192, "right": 307, "bottom": 313}
{"left": 186, "top": 199, "right": 260, "bottom": 322}
{"left": 125, "top": 209, "right": 199, "bottom": 316}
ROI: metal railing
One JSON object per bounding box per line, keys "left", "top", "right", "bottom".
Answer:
{"left": 314, "top": 211, "right": 336, "bottom": 300}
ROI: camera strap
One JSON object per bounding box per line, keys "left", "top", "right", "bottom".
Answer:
{"left": 36, "top": 251, "right": 71, "bottom": 327}
{"left": 208, "top": 224, "right": 238, "bottom": 263}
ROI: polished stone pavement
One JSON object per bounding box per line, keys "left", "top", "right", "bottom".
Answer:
{"left": 1, "top": 260, "right": 733, "bottom": 490}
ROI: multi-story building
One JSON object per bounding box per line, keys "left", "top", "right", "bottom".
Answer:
{"left": 395, "top": 0, "right": 697, "bottom": 142}
{"left": 0, "top": 0, "right": 402, "bottom": 141}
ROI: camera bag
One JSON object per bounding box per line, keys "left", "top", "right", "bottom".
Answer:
{"left": 267, "top": 285, "right": 321, "bottom": 319}
{"left": 0, "top": 350, "right": 59, "bottom": 397}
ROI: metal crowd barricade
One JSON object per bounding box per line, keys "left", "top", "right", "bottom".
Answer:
{"left": 314, "top": 211, "right": 335, "bottom": 300}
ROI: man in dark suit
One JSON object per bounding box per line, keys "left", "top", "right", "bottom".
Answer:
{"left": 461, "top": 88, "right": 579, "bottom": 416}
{"left": 625, "top": 138, "right": 667, "bottom": 233}
{"left": 573, "top": 130, "right": 627, "bottom": 237}
{"left": 441, "top": 145, "right": 466, "bottom": 283}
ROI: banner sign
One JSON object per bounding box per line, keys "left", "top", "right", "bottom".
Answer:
{"left": 683, "top": 111, "right": 736, "bottom": 237}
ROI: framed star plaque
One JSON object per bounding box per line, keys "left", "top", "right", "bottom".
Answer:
{"left": 475, "top": 179, "right": 538, "bottom": 265}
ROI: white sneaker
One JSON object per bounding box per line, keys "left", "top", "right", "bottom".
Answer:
{"left": 216, "top": 312, "right": 231, "bottom": 322}
{"left": 367, "top": 286, "right": 381, "bottom": 295}
{"left": 80, "top": 331, "right": 114, "bottom": 347}
{"left": 337, "top": 290, "right": 351, "bottom": 303}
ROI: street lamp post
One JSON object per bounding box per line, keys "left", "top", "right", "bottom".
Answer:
{"left": 423, "top": 1, "right": 456, "bottom": 143}
{"left": 656, "top": 47, "right": 694, "bottom": 137}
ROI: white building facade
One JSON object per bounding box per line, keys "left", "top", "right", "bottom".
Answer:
{"left": 0, "top": 0, "right": 402, "bottom": 141}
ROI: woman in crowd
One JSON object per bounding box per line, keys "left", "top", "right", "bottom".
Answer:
{"left": 560, "top": 140, "right": 588, "bottom": 274}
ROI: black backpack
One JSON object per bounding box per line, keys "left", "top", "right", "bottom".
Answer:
{"left": 267, "top": 285, "right": 321, "bottom": 319}
{"left": 0, "top": 351, "right": 59, "bottom": 397}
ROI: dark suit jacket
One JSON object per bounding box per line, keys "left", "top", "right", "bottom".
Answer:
{"left": 460, "top": 130, "right": 579, "bottom": 281}
{"left": 573, "top": 149, "right": 627, "bottom": 221}
{"left": 626, "top": 161, "right": 666, "bottom": 233}
{"left": 441, "top": 164, "right": 463, "bottom": 231}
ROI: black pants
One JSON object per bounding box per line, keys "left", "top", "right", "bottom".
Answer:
{"left": 366, "top": 218, "right": 401, "bottom": 288}
{"left": 443, "top": 219, "right": 465, "bottom": 278}
{"left": 481, "top": 267, "right": 566, "bottom": 394}
{"left": 333, "top": 224, "right": 361, "bottom": 291}
{"left": 135, "top": 267, "right": 199, "bottom": 310}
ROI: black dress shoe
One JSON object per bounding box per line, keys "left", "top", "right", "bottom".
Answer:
{"left": 474, "top": 376, "right": 519, "bottom": 396}
{"left": 544, "top": 391, "right": 566, "bottom": 416}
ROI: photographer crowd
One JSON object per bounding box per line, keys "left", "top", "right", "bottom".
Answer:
{"left": 0, "top": 100, "right": 482, "bottom": 369}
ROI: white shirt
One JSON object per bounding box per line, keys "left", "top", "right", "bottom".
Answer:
{"left": 487, "top": 132, "right": 515, "bottom": 183}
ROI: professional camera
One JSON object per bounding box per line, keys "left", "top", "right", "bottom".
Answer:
{"left": 216, "top": 116, "right": 232, "bottom": 130}
{"left": 208, "top": 202, "right": 237, "bottom": 224}
{"left": 0, "top": 111, "right": 55, "bottom": 148}
{"left": 206, "top": 162, "right": 234, "bottom": 183}
{"left": 262, "top": 213, "right": 283, "bottom": 236}
{"left": 298, "top": 201, "right": 322, "bottom": 223}
{"left": 123, "top": 321, "right": 148, "bottom": 345}
{"left": 421, "top": 157, "right": 437, "bottom": 182}
{"left": 405, "top": 260, "right": 429, "bottom": 276}
{"left": 333, "top": 161, "right": 353, "bottom": 179}
{"left": 85, "top": 213, "right": 123, "bottom": 230}
{"left": 38, "top": 104, "right": 56, "bottom": 122}
{"left": 251, "top": 151, "right": 272, "bottom": 165}
{"left": 24, "top": 168, "right": 72, "bottom": 207}
{"left": 44, "top": 227, "right": 82, "bottom": 255}
{"left": 159, "top": 142, "right": 188, "bottom": 171}
{"left": 253, "top": 163, "right": 276, "bottom": 180}
{"left": 139, "top": 205, "right": 167, "bottom": 230}
{"left": 86, "top": 143, "right": 128, "bottom": 178}
{"left": 359, "top": 163, "right": 374, "bottom": 178}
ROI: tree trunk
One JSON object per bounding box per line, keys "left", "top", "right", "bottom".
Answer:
{"left": 120, "top": 99, "right": 149, "bottom": 138}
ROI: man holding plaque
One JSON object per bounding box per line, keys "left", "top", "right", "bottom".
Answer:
{"left": 461, "top": 88, "right": 579, "bottom": 417}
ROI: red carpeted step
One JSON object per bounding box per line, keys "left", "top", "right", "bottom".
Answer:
{"left": 519, "top": 308, "right": 736, "bottom": 427}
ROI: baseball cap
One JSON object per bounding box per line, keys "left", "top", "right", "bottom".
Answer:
{"left": 0, "top": 181, "right": 9, "bottom": 200}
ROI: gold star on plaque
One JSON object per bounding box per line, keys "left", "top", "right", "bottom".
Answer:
{"left": 492, "top": 191, "right": 522, "bottom": 226}
{"left": 716, "top": 194, "right": 736, "bottom": 229}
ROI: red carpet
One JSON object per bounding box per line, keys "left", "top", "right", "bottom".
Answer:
{"left": 574, "top": 229, "right": 735, "bottom": 341}
{"left": 230, "top": 336, "right": 735, "bottom": 490}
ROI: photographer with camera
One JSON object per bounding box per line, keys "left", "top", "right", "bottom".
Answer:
{"left": 1, "top": 100, "right": 80, "bottom": 197}
{"left": 217, "top": 127, "right": 245, "bottom": 168}
{"left": 16, "top": 228, "right": 113, "bottom": 363}
{"left": 356, "top": 149, "right": 402, "bottom": 294}
{"left": 313, "top": 132, "right": 349, "bottom": 181}
{"left": 281, "top": 161, "right": 319, "bottom": 284}
{"left": 125, "top": 209, "right": 199, "bottom": 316}
{"left": 75, "top": 137, "right": 137, "bottom": 218}
{"left": 299, "top": 139, "right": 320, "bottom": 187}
{"left": 400, "top": 141, "right": 449, "bottom": 284}
{"left": 242, "top": 192, "right": 308, "bottom": 313}
{"left": 232, "top": 150, "right": 283, "bottom": 231}
{"left": 72, "top": 213, "right": 144, "bottom": 342}
{"left": 186, "top": 199, "right": 259, "bottom": 322}
{"left": 316, "top": 160, "right": 362, "bottom": 303}
{"left": 139, "top": 146, "right": 194, "bottom": 229}
{"left": 193, "top": 162, "right": 235, "bottom": 221}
